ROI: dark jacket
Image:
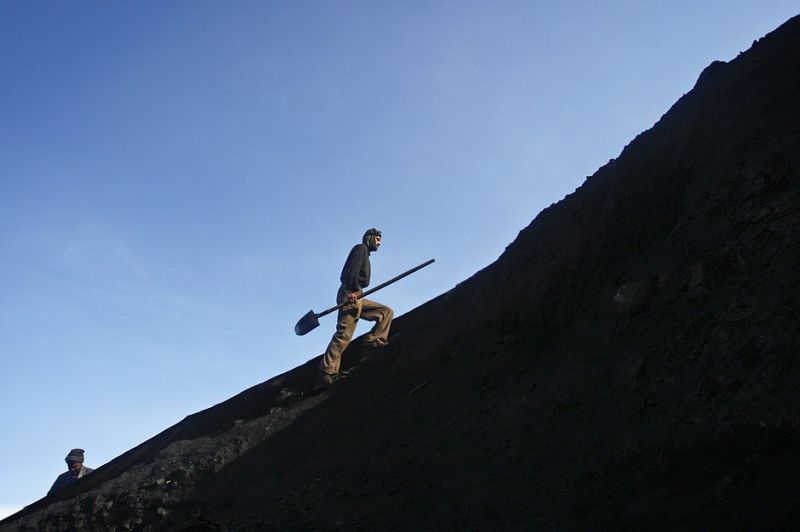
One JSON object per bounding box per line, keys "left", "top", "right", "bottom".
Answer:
{"left": 340, "top": 243, "right": 371, "bottom": 292}
{"left": 48, "top": 466, "right": 93, "bottom": 496}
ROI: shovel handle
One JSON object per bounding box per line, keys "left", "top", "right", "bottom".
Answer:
{"left": 316, "top": 258, "right": 435, "bottom": 318}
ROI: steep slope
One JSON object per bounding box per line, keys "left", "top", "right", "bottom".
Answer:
{"left": 4, "top": 14, "right": 800, "bottom": 531}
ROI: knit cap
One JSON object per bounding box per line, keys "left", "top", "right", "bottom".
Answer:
{"left": 65, "top": 449, "right": 85, "bottom": 463}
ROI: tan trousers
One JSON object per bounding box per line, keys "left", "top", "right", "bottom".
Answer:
{"left": 319, "top": 285, "right": 394, "bottom": 375}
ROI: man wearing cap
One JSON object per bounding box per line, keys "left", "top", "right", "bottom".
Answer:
{"left": 317, "top": 228, "right": 394, "bottom": 385}
{"left": 47, "top": 448, "right": 94, "bottom": 496}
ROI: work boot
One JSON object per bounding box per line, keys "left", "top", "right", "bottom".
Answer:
{"left": 363, "top": 332, "right": 399, "bottom": 351}
{"left": 314, "top": 371, "right": 339, "bottom": 389}
{"left": 362, "top": 340, "right": 385, "bottom": 351}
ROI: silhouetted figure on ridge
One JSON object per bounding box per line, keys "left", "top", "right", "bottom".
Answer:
{"left": 48, "top": 448, "right": 93, "bottom": 496}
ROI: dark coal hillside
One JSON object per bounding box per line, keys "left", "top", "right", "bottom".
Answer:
{"left": 4, "top": 14, "right": 800, "bottom": 531}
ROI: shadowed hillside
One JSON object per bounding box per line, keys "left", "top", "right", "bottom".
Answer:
{"left": 3, "top": 14, "right": 800, "bottom": 531}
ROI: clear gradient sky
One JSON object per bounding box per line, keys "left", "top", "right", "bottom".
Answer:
{"left": 1, "top": 1, "right": 797, "bottom": 518}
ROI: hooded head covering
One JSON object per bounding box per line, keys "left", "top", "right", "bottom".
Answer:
{"left": 363, "top": 228, "right": 382, "bottom": 252}
{"left": 65, "top": 449, "right": 85, "bottom": 464}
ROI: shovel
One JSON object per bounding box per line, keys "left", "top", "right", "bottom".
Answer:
{"left": 294, "top": 258, "right": 435, "bottom": 335}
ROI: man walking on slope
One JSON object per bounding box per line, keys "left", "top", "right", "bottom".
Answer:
{"left": 317, "top": 228, "right": 394, "bottom": 386}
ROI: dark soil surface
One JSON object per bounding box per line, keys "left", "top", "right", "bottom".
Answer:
{"left": 4, "top": 14, "right": 800, "bottom": 532}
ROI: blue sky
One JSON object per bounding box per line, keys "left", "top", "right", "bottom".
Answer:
{"left": 1, "top": 1, "right": 797, "bottom": 518}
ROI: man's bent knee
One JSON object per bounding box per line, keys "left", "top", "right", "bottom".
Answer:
{"left": 334, "top": 330, "right": 352, "bottom": 343}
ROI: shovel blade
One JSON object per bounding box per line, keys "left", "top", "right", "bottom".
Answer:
{"left": 294, "top": 310, "right": 320, "bottom": 336}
